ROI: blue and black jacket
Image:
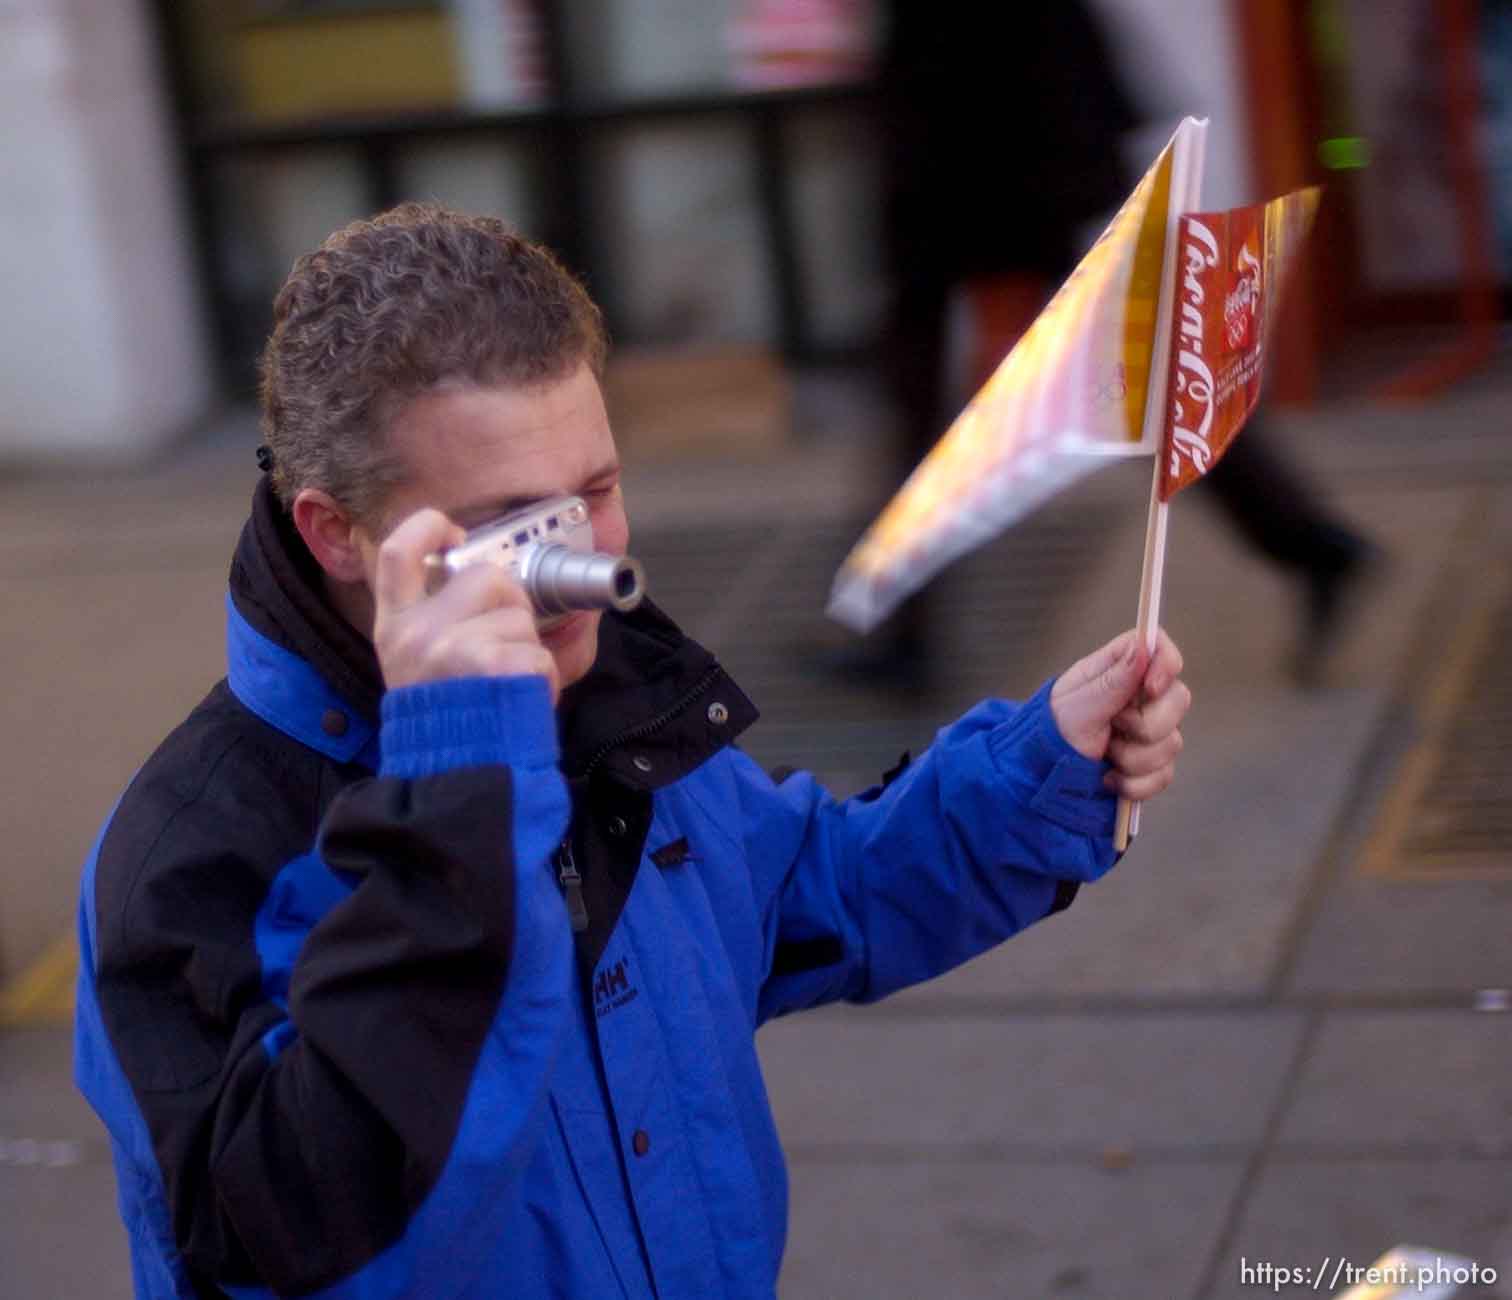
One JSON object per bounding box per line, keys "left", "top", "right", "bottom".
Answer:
{"left": 75, "top": 479, "right": 1122, "bottom": 1298}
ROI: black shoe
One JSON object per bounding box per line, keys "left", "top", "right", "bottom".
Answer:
{"left": 1293, "top": 534, "right": 1387, "bottom": 687}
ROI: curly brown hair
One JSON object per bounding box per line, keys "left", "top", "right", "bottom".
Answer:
{"left": 259, "top": 202, "right": 607, "bottom": 525}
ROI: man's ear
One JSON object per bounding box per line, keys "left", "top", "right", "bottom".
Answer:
{"left": 292, "top": 489, "right": 369, "bottom": 584}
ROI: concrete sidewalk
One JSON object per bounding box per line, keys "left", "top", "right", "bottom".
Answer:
{"left": 2, "top": 363, "right": 1510, "bottom": 1298}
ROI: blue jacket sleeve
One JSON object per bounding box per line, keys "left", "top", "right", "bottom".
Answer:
{"left": 743, "top": 680, "right": 1118, "bottom": 1023}
{"left": 79, "top": 675, "right": 575, "bottom": 1298}
{"left": 258, "top": 677, "right": 575, "bottom": 1298}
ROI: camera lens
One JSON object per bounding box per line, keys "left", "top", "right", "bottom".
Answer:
{"left": 527, "top": 546, "right": 645, "bottom": 615}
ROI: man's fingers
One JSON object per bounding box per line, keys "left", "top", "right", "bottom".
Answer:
{"left": 410, "top": 603, "right": 550, "bottom": 674}
{"left": 1107, "top": 727, "right": 1184, "bottom": 778}
{"left": 1057, "top": 625, "right": 1188, "bottom": 801}
{"left": 1051, "top": 628, "right": 1164, "bottom": 760}
{"left": 1104, "top": 763, "right": 1178, "bottom": 800}
{"left": 527, "top": 645, "right": 562, "bottom": 705}
{"left": 467, "top": 626, "right": 560, "bottom": 705}
{"left": 424, "top": 561, "right": 534, "bottom": 626}
{"left": 1059, "top": 629, "right": 1140, "bottom": 696}
{"left": 1060, "top": 631, "right": 1147, "bottom": 722}
{"left": 374, "top": 509, "right": 465, "bottom": 615}
{"left": 438, "top": 630, "right": 559, "bottom": 699}
{"left": 373, "top": 516, "right": 565, "bottom": 692}
{"left": 1113, "top": 680, "right": 1193, "bottom": 743}
{"left": 1142, "top": 629, "right": 1185, "bottom": 698}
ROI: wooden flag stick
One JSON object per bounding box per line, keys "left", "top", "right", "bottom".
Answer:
{"left": 1113, "top": 116, "right": 1207, "bottom": 852}
{"left": 1114, "top": 445, "right": 1171, "bottom": 852}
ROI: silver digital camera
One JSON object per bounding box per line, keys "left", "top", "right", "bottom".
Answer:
{"left": 424, "top": 495, "right": 645, "bottom": 616}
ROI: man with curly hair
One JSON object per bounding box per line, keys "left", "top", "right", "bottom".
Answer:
{"left": 75, "top": 203, "right": 1190, "bottom": 1298}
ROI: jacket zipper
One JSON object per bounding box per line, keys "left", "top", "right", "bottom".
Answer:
{"left": 555, "top": 837, "right": 589, "bottom": 933}
{"left": 575, "top": 664, "right": 725, "bottom": 782}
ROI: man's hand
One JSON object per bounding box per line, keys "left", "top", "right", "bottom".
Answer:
{"left": 372, "top": 508, "right": 561, "bottom": 701}
{"left": 1049, "top": 628, "right": 1190, "bottom": 801}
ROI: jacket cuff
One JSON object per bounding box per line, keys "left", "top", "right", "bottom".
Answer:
{"left": 986, "top": 678, "right": 1116, "bottom": 840}
{"left": 379, "top": 676, "right": 558, "bottom": 778}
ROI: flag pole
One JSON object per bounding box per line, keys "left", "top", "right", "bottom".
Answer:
{"left": 1114, "top": 116, "right": 1207, "bottom": 853}
{"left": 1114, "top": 465, "right": 1169, "bottom": 851}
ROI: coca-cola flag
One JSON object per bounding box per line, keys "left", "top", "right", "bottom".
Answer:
{"left": 827, "top": 118, "right": 1206, "bottom": 633}
{"left": 1160, "top": 189, "right": 1320, "bottom": 498}
{"left": 827, "top": 118, "right": 1320, "bottom": 635}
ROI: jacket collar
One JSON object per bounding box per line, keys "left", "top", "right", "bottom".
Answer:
{"left": 225, "top": 595, "right": 379, "bottom": 765}
{"left": 230, "top": 477, "right": 385, "bottom": 723}
{"left": 226, "top": 477, "right": 757, "bottom": 781}
{"left": 556, "top": 600, "right": 757, "bottom": 790}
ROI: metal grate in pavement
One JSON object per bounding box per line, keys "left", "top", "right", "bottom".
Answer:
{"left": 1362, "top": 561, "right": 1512, "bottom": 880}
{"left": 1399, "top": 581, "right": 1512, "bottom": 864}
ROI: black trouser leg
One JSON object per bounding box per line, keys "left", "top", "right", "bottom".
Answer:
{"left": 1201, "top": 419, "right": 1362, "bottom": 578}
{"left": 861, "top": 272, "right": 952, "bottom": 669}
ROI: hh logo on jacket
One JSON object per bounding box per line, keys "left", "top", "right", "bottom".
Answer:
{"left": 593, "top": 958, "right": 638, "bottom": 1018}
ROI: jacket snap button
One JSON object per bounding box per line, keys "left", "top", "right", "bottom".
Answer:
{"left": 607, "top": 816, "right": 628, "bottom": 837}
{"left": 631, "top": 755, "right": 652, "bottom": 773}
{"left": 632, "top": 1130, "right": 650, "bottom": 1157}
{"left": 706, "top": 701, "right": 729, "bottom": 725}
{"left": 320, "top": 709, "right": 348, "bottom": 738}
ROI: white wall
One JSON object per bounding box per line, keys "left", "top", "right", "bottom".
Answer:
{"left": 1091, "top": 0, "right": 1257, "bottom": 210}
{"left": 0, "top": 0, "right": 211, "bottom": 464}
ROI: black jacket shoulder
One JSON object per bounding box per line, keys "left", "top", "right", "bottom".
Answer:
{"left": 91, "top": 682, "right": 347, "bottom": 1067}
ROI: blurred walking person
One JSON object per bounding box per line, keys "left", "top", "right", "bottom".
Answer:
{"left": 854, "top": 0, "right": 1379, "bottom": 690}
